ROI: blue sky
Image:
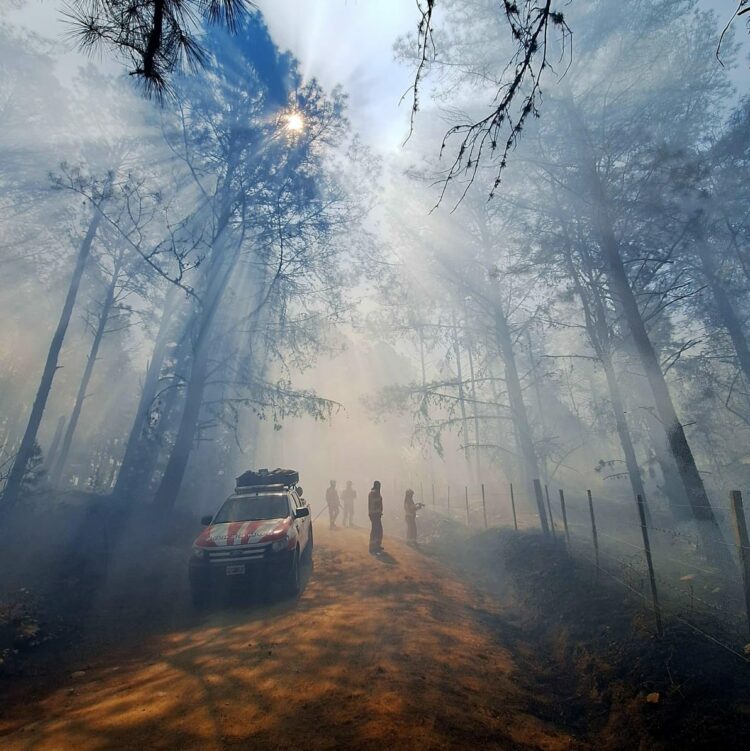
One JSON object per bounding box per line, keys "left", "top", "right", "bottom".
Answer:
{"left": 5, "top": 1, "right": 747, "bottom": 153}
{"left": 5, "top": 0, "right": 417, "bottom": 151}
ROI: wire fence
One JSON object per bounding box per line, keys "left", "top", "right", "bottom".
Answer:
{"left": 400, "top": 479, "right": 750, "bottom": 661}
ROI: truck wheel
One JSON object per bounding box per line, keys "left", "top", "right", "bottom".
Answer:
{"left": 304, "top": 530, "right": 314, "bottom": 564}
{"left": 286, "top": 549, "right": 301, "bottom": 597}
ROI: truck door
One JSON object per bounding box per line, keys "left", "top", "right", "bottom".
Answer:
{"left": 290, "top": 490, "right": 308, "bottom": 549}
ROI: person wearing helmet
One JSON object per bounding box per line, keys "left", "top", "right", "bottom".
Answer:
{"left": 341, "top": 480, "right": 357, "bottom": 527}
{"left": 404, "top": 488, "right": 423, "bottom": 545}
{"left": 368, "top": 480, "right": 384, "bottom": 554}
{"left": 326, "top": 480, "right": 340, "bottom": 530}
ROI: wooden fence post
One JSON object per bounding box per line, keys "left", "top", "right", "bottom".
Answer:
{"left": 587, "top": 490, "right": 599, "bottom": 578}
{"left": 447, "top": 485, "right": 451, "bottom": 513}
{"left": 545, "top": 484, "right": 556, "bottom": 540}
{"left": 431, "top": 482, "right": 435, "bottom": 506}
{"left": 465, "top": 486, "right": 470, "bottom": 526}
{"left": 637, "top": 494, "right": 663, "bottom": 637}
{"left": 510, "top": 482, "right": 518, "bottom": 531}
{"left": 420, "top": 480, "right": 423, "bottom": 505}
{"left": 533, "top": 479, "right": 550, "bottom": 537}
{"left": 481, "top": 483, "right": 488, "bottom": 529}
{"left": 729, "top": 490, "right": 750, "bottom": 636}
{"left": 559, "top": 489, "right": 570, "bottom": 546}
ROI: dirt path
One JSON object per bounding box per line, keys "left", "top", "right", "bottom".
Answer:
{"left": 0, "top": 526, "right": 577, "bottom": 751}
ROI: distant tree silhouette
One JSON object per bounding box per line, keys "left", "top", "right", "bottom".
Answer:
{"left": 65, "top": 0, "right": 252, "bottom": 97}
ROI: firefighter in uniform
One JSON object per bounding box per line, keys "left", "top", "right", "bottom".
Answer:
{"left": 341, "top": 480, "right": 357, "bottom": 527}
{"left": 404, "top": 488, "right": 423, "bottom": 545}
{"left": 326, "top": 480, "right": 340, "bottom": 529}
{"left": 368, "top": 480, "right": 384, "bottom": 554}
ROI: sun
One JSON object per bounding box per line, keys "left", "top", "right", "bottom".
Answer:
{"left": 285, "top": 111, "right": 304, "bottom": 134}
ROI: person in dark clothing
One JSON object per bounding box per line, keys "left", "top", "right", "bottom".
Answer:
{"left": 404, "top": 488, "right": 424, "bottom": 545}
{"left": 368, "top": 480, "right": 384, "bottom": 554}
{"left": 341, "top": 480, "right": 357, "bottom": 527}
{"left": 326, "top": 480, "right": 340, "bottom": 529}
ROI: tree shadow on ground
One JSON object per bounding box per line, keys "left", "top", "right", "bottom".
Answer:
{"left": 0, "top": 527, "right": 574, "bottom": 751}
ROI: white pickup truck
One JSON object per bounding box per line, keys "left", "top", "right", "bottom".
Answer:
{"left": 188, "top": 469, "right": 313, "bottom": 609}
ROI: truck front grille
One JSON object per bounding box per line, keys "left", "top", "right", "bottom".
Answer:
{"left": 207, "top": 544, "right": 268, "bottom": 563}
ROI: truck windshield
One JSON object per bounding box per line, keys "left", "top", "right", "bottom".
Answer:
{"left": 213, "top": 495, "right": 290, "bottom": 523}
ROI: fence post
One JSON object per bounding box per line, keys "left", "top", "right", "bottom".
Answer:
{"left": 637, "top": 494, "right": 663, "bottom": 637}
{"left": 447, "top": 485, "right": 451, "bottom": 513}
{"left": 510, "top": 482, "right": 518, "bottom": 531}
{"left": 481, "top": 483, "right": 488, "bottom": 529}
{"left": 559, "top": 489, "right": 570, "bottom": 546}
{"left": 533, "top": 479, "right": 550, "bottom": 537}
{"left": 544, "top": 484, "right": 556, "bottom": 540}
{"left": 431, "top": 483, "right": 435, "bottom": 506}
{"left": 420, "top": 480, "right": 423, "bottom": 505}
{"left": 587, "top": 490, "right": 599, "bottom": 578}
{"left": 465, "top": 486, "right": 470, "bottom": 526}
{"left": 729, "top": 490, "right": 750, "bottom": 636}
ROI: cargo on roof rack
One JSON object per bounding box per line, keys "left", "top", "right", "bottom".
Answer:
{"left": 235, "top": 468, "right": 299, "bottom": 489}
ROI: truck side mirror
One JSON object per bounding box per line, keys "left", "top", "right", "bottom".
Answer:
{"left": 200, "top": 515, "right": 213, "bottom": 526}
{"left": 295, "top": 507, "right": 310, "bottom": 519}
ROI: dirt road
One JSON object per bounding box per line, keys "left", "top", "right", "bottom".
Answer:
{"left": 0, "top": 525, "right": 578, "bottom": 751}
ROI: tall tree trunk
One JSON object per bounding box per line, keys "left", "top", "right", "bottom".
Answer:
{"left": 451, "top": 312, "right": 472, "bottom": 469}
{"left": 599, "top": 355, "right": 652, "bottom": 520}
{"left": 417, "top": 326, "right": 437, "bottom": 487}
{"left": 525, "top": 330, "right": 549, "bottom": 485}
{"left": 492, "top": 302, "right": 549, "bottom": 535}
{"left": 465, "top": 327, "right": 482, "bottom": 484}
{"left": 153, "top": 336, "right": 211, "bottom": 512}
{"left": 42, "top": 415, "right": 66, "bottom": 473}
{"left": 2, "top": 208, "right": 101, "bottom": 506}
{"left": 152, "top": 242, "right": 241, "bottom": 513}
{"left": 695, "top": 236, "right": 750, "bottom": 387}
{"left": 564, "top": 244, "right": 652, "bottom": 524}
{"left": 112, "top": 285, "right": 179, "bottom": 501}
{"left": 50, "top": 257, "right": 122, "bottom": 486}
{"left": 639, "top": 409, "right": 690, "bottom": 520}
{"left": 586, "top": 162, "right": 734, "bottom": 570}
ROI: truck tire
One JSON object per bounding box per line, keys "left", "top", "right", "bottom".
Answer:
{"left": 285, "top": 549, "right": 301, "bottom": 597}
{"left": 303, "top": 530, "right": 314, "bottom": 564}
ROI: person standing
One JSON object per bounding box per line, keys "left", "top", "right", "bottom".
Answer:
{"left": 368, "top": 480, "right": 384, "bottom": 554}
{"left": 341, "top": 480, "right": 357, "bottom": 527}
{"left": 326, "top": 480, "right": 340, "bottom": 530}
{"left": 404, "top": 488, "right": 423, "bottom": 545}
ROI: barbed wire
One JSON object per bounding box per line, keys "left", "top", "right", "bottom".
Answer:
{"left": 412, "top": 483, "right": 750, "bottom": 662}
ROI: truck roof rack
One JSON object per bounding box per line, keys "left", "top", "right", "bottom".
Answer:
{"left": 235, "top": 468, "right": 299, "bottom": 490}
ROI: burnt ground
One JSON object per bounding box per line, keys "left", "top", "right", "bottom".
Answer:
{"left": 0, "top": 509, "right": 748, "bottom": 750}
{"left": 423, "top": 522, "right": 750, "bottom": 750}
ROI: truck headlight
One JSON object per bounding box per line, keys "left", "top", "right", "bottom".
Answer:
{"left": 192, "top": 546, "right": 207, "bottom": 560}
{"left": 272, "top": 537, "right": 289, "bottom": 552}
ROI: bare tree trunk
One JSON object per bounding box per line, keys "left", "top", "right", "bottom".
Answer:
{"left": 417, "top": 326, "right": 437, "bottom": 488}
{"left": 465, "top": 327, "right": 482, "bottom": 484}
{"left": 43, "top": 415, "right": 66, "bottom": 473}
{"left": 50, "top": 257, "right": 122, "bottom": 486}
{"left": 587, "top": 168, "right": 734, "bottom": 570}
{"left": 599, "top": 355, "right": 652, "bottom": 519}
{"left": 2, "top": 208, "right": 101, "bottom": 506}
{"left": 152, "top": 241, "right": 240, "bottom": 513}
{"left": 112, "top": 286, "right": 179, "bottom": 501}
{"left": 451, "top": 311, "right": 472, "bottom": 468}
{"left": 492, "top": 302, "right": 549, "bottom": 535}
{"left": 695, "top": 236, "right": 750, "bottom": 387}
{"left": 525, "top": 330, "right": 549, "bottom": 485}
{"left": 563, "top": 243, "right": 652, "bottom": 524}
